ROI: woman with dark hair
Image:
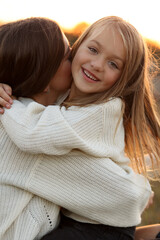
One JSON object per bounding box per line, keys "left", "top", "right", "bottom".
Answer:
{"left": 0, "top": 17, "right": 71, "bottom": 102}
{"left": 0, "top": 17, "right": 73, "bottom": 240}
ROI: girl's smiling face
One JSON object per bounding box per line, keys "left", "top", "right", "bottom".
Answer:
{"left": 70, "top": 27, "right": 125, "bottom": 99}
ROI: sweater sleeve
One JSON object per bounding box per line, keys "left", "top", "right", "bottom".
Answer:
{"left": 28, "top": 153, "right": 152, "bottom": 227}
{"left": 0, "top": 98, "right": 123, "bottom": 157}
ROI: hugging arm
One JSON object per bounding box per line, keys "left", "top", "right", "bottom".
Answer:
{"left": 0, "top": 98, "right": 122, "bottom": 157}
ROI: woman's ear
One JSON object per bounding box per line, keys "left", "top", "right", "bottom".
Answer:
{"left": 43, "top": 85, "right": 50, "bottom": 93}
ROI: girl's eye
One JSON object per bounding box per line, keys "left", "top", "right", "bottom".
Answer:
{"left": 88, "top": 47, "right": 98, "bottom": 54}
{"left": 108, "top": 61, "right": 118, "bottom": 69}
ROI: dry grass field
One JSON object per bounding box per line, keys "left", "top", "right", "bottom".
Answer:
{"left": 141, "top": 181, "right": 160, "bottom": 226}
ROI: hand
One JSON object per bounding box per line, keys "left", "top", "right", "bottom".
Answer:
{"left": 145, "top": 191, "right": 154, "bottom": 210}
{"left": 0, "top": 83, "right": 13, "bottom": 114}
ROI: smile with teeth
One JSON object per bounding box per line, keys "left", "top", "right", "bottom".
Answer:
{"left": 83, "top": 69, "right": 99, "bottom": 81}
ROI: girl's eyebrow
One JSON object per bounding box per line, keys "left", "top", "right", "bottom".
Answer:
{"left": 89, "top": 40, "right": 102, "bottom": 50}
{"left": 90, "top": 40, "right": 124, "bottom": 64}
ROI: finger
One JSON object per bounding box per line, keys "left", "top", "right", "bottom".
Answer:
{"left": 150, "top": 197, "right": 154, "bottom": 205}
{"left": 0, "top": 89, "right": 13, "bottom": 106}
{"left": 0, "top": 97, "right": 12, "bottom": 108}
{"left": 2, "top": 83, "right": 12, "bottom": 96}
{"left": 0, "top": 107, "right": 4, "bottom": 114}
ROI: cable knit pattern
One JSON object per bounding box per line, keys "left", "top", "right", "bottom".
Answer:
{"left": 0, "top": 97, "right": 152, "bottom": 239}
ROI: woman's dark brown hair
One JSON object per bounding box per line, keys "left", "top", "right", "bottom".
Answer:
{"left": 0, "top": 17, "right": 65, "bottom": 97}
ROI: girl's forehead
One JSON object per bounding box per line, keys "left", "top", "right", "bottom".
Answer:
{"left": 87, "top": 26, "right": 120, "bottom": 44}
{"left": 88, "top": 25, "right": 116, "bottom": 39}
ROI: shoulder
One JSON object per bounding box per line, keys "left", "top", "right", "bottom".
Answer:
{"left": 103, "top": 97, "right": 123, "bottom": 108}
{"left": 11, "top": 97, "right": 47, "bottom": 115}
{"left": 99, "top": 97, "right": 124, "bottom": 115}
{"left": 18, "top": 97, "right": 35, "bottom": 105}
{"left": 100, "top": 98, "right": 124, "bottom": 129}
{"left": 61, "top": 98, "right": 124, "bottom": 118}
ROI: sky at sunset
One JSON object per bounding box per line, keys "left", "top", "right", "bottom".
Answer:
{"left": 0, "top": 0, "right": 159, "bottom": 43}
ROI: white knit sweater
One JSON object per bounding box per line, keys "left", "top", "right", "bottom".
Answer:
{"left": 0, "top": 97, "right": 152, "bottom": 240}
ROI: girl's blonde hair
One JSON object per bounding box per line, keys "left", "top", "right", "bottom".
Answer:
{"left": 64, "top": 16, "right": 160, "bottom": 180}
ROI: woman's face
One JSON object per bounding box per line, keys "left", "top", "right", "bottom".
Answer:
{"left": 70, "top": 27, "right": 125, "bottom": 98}
{"left": 49, "top": 35, "right": 72, "bottom": 95}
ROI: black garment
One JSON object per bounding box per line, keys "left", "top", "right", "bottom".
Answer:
{"left": 41, "top": 214, "right": 135, "bottom": 240}
{"left": 156, "top": 231, "right": 160, "bottom": 238}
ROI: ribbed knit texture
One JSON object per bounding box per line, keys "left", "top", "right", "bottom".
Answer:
{"left": 0, "top": 97, "right": 152, "bottom": 239}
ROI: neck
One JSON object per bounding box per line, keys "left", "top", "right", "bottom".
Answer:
{"left": 68, "top": 83, "right": 85, "bottom": 101}
{"left": 32, "top": 89, "right": 63, "bottom": 106}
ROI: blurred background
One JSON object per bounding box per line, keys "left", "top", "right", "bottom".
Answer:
{"left": 0, "top": 0, "right": 159, "bottom": 227}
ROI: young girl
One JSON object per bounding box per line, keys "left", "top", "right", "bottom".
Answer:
{"left": 0, "top": 16, "right": 159, "bottom": 240}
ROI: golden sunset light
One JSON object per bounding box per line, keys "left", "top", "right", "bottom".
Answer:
{"left": 0, "top": 0, "right": 159, "bottom": 44}
{"left": 0, "top": 0, "right": 160, "bottom": 233}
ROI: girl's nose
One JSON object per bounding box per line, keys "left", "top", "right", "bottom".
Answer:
{"left": 90, "top": 58, "right": 104, "bottom": 71}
